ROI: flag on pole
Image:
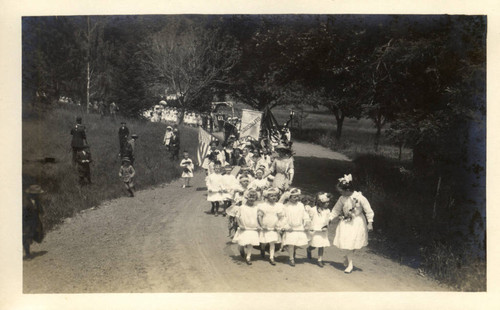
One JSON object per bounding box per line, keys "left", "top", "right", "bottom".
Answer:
{"left": 197, "top": 127, "right": 215, "bottom": 166}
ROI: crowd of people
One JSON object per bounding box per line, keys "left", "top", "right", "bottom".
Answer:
{"left": 200, "top": 133, "right": 374, "bottom": 271}
{"left": 25, "top": 112, "right": 375, "bottom": 273}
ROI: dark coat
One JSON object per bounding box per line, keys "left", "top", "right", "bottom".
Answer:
{"left": 23, "top": 197, "right": 44, "bottom": 244}
{"left": 118, "top": 126, "right": 129, "bottom": 142}
{"left": 170, "top": 134, "right": 180, "bottom": 151}
{"left": 70, "top": 124, "right": 87, "bottom": 148}
{"left": 76, "top": 150, "right": 92, "bottom": 174}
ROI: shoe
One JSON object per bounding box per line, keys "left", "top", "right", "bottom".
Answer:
{"left": 222, "top": 212, "right": 227, "bottom": 217}
{"left": 269, "top": 258, "right": 276, "bottom": 266}
{"left": 215, "top": 212, "right": 219, "bottom": 217}
{"left": 318, "top": 260, "right": 325, "bottom": 268}
{"left": 289, "top": 259, "right": 295, "bottom": 267}
{"left": 307, "top": 248, "right": 312, "bottom": 260}
{"left": 260, "top": 249, "right": 266, "bottom": 258}
{"left": 344, "top": 260, "right": 353, "bottom": 273}
{"left": 182, "top": 185, "right": 186, "bottom": 188}
{"left": 246, "top": 258, "right": 252, "bottom": 265}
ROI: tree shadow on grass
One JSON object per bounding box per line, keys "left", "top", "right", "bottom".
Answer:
{"left": 293, "top": 156, "right": 355, "bottom": 195}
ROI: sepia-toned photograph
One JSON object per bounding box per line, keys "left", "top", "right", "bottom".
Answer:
{"left": 20, "top": 13, "right": 486, "bottom": 294}
{"left": 2, "top": 0, "right": 499, "bottom": 308}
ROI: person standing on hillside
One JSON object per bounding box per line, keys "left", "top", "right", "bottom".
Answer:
{"left": 119, "top": 157, "right": 136, "bottom": 197}
{"left": 122, "top": 134, "right": 138, "bottom": 165}
{"left": 109, "top": 101, "right": 118, "bottom": 120}
{"left": 23, "top": 185, "right": 45, "bottom": 259}
{"left": 76, "top": 145, "right": 93, "bottom": 185}
{"left": 70, "top": 116, "right": 88, "bottom": 164}
{"left": 118, "top": 122, "right": 129, "bottom": 156}
{"left": 169, "top": 128, "right": 180, "bottom": 160}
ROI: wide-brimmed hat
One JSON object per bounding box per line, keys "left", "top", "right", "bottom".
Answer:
{"left": 166, "top": 126, "right": 173, "bottom": 130}
{"left": 131, "top": 134, "right": 139, "bottom": 139}
{"left": 25, "top": 184, "right": 45, "bottom": 194}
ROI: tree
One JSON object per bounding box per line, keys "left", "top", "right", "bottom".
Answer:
{"left": 141, "top": 17, "right": 240, "bottom": 121}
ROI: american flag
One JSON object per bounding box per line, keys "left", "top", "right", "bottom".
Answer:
{"left": 197, "top": 127, "right": 215, "bottom": 166}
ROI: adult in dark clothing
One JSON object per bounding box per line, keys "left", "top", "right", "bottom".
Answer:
{"left": 70, "top": 116, "right": 88, "bottom": 164}
{"left": 76, "top": 145, "right": 93, "bottom": 185}
{"left": 223, "top": 119, "right": 237, "bottom": 144}
{"left": 121, "top": 134, "right": 138, "bottom": 165}
{"left": 23, "top": 185, "right": 45, "bottom": 259}
{"left": 216, "top": 114, "right": 225, "bottom": 132}
{"left": 169, "top": 129, "right": 180, "bottom": 160}
{"left": 118, "top": 122, "right": 129, "bottom": 156}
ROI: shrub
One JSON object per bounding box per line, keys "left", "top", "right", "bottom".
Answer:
{"left": 352, "top": 154, "right": 486, "bottom": 291}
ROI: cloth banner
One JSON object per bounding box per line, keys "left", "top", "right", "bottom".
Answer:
{"left": 197, "top": 127, "right": 215, "bottom": 166}
{"left": 239, "top": 109, "right": 263, "bottom": 140}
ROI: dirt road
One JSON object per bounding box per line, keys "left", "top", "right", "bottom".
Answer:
{"left": 23, "top": 141, "right": 446, "bottom": 293}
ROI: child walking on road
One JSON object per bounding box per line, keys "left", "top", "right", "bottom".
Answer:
{"left": 331, "top": 174, "right": 374, "bottom": 273}
{"left": 232, "top": 189, "right": 262, "bottom": 265}
{"left": 119, "top": 157, "right": 136, "bottom": 197}
{"left": 206, "top": 162, "right": 224, "bottom": 216}
{"left": 280, "top": 188, "right": 311, "bottom": 267}
{"left": 306, "top": 192, "right": 334, "bottom": 267}
{"left": 180, "top": 151, "right": 194, "bottom": 188}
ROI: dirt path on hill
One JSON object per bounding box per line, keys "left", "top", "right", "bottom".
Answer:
{"left": 23, "top": 140, "right": 446, "bottom": 293}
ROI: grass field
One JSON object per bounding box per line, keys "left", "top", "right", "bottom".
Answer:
{"left": 23, "top": 105, "right": 198, "bottom": 231}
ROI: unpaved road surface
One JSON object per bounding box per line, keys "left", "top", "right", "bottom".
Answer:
{"left": 23, "top": 141, "right": 446, "bottom": 293}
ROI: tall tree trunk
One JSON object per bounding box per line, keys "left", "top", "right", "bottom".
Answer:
{"left": 86, "top": 61, "right": 90, "bottom": 114}
{"left": 86, "top": 16, "right": 90, "bottom": 114}
{"left": 375, "top": 124, "right": 382, "bottom": 151}
{"left": 335, "top": 113, "right": 345, "bottom": 140}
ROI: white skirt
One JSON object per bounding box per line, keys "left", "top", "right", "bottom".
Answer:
{"left": 282, "top": 231, "right": 309, "bottom": 247}
{"left": 333, "top": 215, "right": 368, "bottom": 250}
{"left": 207, "top": 191, "right": 224, "bottom": 202}
{"left": 259, "top": 230, "right": 281, "bottom": 244}
{"left": 232, "top": 228, "right": 260, "bottom": 246}
{"left": 182, "top": 171, "right": 193, "bottom": 178}
{"left": 308, "top": 231, "right": 331, "bottom": 248}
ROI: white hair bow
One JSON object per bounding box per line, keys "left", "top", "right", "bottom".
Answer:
{"left": 338, "top": 174, "right": 353, "bottom": 183}
{"left": 318, "top": 193, "right": 330, "bottom": 203}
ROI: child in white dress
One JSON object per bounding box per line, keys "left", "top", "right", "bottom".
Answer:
{"left": 306, "top": 192, "right": 334, "bottom": 267}
{"left": 205, "top": 162, "right": 224, "bottom": 216}
{"left": 221, "top": 171, "right": 238, "bottom": 216}
{"left": 280, "top": 188, "right": 311, "bottom": 267}
{"left": 331, "top": 174, "right": 374, "bottom": 273}
{"left": 232, "top": 189, "right": 262, "bottom": 265}
{"left": 226, "top": 175, "right": 250, "bottom": 237}
{"left": 257, "top": 187, "right": 285, "bottom": 265}
{"left": 180, "top": 151, "right": 194, "bottom": 188}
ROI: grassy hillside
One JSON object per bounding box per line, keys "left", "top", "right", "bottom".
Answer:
{"left": 23, "top": 106, "right": 198, "bottom": 231}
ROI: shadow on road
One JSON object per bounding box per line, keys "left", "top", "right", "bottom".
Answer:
{"left": 293, "top": 156, "right": 355, "bottom": 195}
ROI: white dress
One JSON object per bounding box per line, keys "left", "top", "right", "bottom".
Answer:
{"left": 306, "top": 206, "right": 334, "bottom": 247}
{"left": 258, "top": 202, "right": 284, "bottom": 243}
{"left": 180, "top": 158, "right": 194, "bottom": 178}
{"left": 221, "top": 174, "right": 238, "bottom": 201}
{"left": 206, "top": 173, "right": 224, "bottom": 202}
{"left": 232, "top": 204, "right": 261, "bottom": 246}
{"left": 282, "top": 202, "right": 310, "bottom": 247}
{"left": 331, "top": 191, "right": 374, "bottom": 250}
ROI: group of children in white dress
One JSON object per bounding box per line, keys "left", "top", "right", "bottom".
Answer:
{"left": 206, "top": 159, "right": 375, "bottom": 272}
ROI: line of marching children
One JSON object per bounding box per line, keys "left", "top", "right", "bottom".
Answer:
{"left": 204, "top": 141, "right": 375, "bottom": 272}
